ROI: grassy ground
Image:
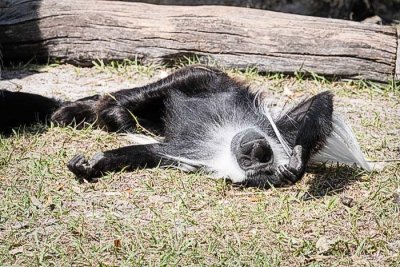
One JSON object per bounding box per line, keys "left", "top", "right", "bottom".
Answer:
{"left": 0, "top": 62, "right": 399, "bottom": 266}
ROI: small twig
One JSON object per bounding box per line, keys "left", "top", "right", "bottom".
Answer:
{"left": 367, "top": 159, "right": 400, "bottom": 163}
{"left": 7, "top": 80, "right": 23, "bottom": 91}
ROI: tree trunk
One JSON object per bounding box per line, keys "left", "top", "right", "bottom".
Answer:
{"left": 0, "top": 0, "right": 398, "bottom": 82}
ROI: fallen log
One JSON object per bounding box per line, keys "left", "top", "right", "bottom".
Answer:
{"left": 0, "top": 0, "right": 399, "bottom": 82}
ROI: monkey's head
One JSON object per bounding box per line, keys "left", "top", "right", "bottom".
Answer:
{"left": 231, "top": 128, "right": 285, "bottom": 187}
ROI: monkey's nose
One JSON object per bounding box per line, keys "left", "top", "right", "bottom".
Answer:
{"left": 231, "top": 128, "right": 274, "bottom": 170}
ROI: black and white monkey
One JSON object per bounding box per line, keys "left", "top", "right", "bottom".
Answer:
{"left": 0, "top": 66, "right": 370, "bottom": 187}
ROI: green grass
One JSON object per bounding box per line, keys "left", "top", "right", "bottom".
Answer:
{"left": 0, "top": 65, "right": 399, "bottom": 266}
{"left": 91, "top": 58, "right": 162, "bottom": 78}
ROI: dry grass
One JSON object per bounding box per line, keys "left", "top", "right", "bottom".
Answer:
{"left": 0, "top": 64, "right": 399, "bottom": 266}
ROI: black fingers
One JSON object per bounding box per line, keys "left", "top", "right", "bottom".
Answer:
{"left": 67, "top": 152, "right": 108, "bottom": 180}
{"left": 276, "top": 145, "right": 306, "bottom": 185}
{"left": 67, "top": 154, "right": 91, "bottom": 178}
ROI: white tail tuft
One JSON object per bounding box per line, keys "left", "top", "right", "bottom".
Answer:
{"left": 311, "top": 112, "right": 371, "bottom": 171}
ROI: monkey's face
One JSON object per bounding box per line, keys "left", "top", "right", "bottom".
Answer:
{"left": 231, "top": 128, "right": 280, "bottom": 186}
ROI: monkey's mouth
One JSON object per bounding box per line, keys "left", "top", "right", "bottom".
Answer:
{"left": 245, "top": 165, "right": 275, "bottom": 176}
{"left": 240, "top": 165, "right": 281, "bottom": 187}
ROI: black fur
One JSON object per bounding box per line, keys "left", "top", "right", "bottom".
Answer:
{"left": 0, "top": 66, "right": 334, "bottom": 187}
{"left": 0, "top": 90, "right": 63, "bottom": 134}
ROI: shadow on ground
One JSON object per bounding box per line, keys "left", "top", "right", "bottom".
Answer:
{"left": 303, "top": 165, "right": 365, "bottom": 200}
{"left": 0, "top": 0, "right": 44, "bottom": 79}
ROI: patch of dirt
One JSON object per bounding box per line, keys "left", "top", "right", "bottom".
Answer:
{"left": 0, "top": 64, "right": 168, "bottom": 100}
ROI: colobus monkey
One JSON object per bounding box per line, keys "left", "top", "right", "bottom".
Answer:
{"left": 0, "top": 66, "right": 370, "bottom": 187}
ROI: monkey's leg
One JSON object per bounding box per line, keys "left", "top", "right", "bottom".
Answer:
{"left": 95, "top": 65, "right": 243, "bottom": 132}
{"left": 52, "top": 65, "right": 243, "bottom": 132}
{"left": 276, "top": 91, "right": 334, "bottom": 184}
{"left": 67, "top": 144, "right": 175, "bottom": 179}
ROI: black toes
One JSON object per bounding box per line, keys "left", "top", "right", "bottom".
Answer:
{"left": 51, "top": 102, "right": 97, "bottom": 128}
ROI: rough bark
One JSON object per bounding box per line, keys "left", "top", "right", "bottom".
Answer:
{"left": 0, "top": 0, "right": 398, "bottom": 81}
{"left": 122, "top": 0, "right": 373, "bottom": 21}
{"left": 396, "top": 27, "right": 400, "bottom": 80}
{"left": 127, "top": 0, "right": 399, "bottom": 21}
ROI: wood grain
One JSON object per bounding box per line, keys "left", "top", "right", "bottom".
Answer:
{"left": 0, "top": 0, "right": 398, "bottom": 81}
{"left": 396, "top": 27, "right": 400, "bottom": 80}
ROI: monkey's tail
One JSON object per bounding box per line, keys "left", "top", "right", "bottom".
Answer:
{"left": 310, "top": 112, "right": 371, "bottom": 171}
{"left": 0, "top": 90, "right": 64, "bottom": 134}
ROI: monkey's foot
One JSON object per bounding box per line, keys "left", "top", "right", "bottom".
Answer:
{"left": 52, "top": 101, "right": 97, "bottom": 128}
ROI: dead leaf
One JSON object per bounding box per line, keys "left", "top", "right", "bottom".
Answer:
{"left": 11, "top": 222, "right": 29, "bottom": 230}
{"left": 393, "top": 188, "right": 400, "bottom": 206}
{"left": 30, "top": 196, "right": 42, "bottom": 208}
{"left": 114, "top": 239, "right": 122, "bottom": 249}
{"left": 393, "top": 193, "right": 400, "bottom": 206}
{"left": 9, "top": 246, "right": 23, "bottom": 255}
{"left": 340, "top": 196, "right": 355, "bottom": 207}
{"left": 316, "top": 236, "right": 335, "bottom": 254}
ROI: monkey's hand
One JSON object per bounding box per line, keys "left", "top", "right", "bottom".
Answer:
{"left": 276, "top": 145, "right": 306, "bottom": 185}
{"left": 67, "top": 152, "right": 106, "bottom": 181}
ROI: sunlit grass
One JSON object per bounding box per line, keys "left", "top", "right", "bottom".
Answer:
{"left": 0, "top": 64, "right": 399, "bottom": 266}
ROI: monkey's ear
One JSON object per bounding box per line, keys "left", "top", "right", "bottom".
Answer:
{"left": 283, "top": 91, "right": 333, "bottom": 123}
{"left": 275, "top": 91, "right": 334, "bottom": 145}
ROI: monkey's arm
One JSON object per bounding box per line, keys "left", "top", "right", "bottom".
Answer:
{"left": 275, "top": 91, "right": 334, "bottom": 184}
{"left": 67, "top": 144, "right": 176, "bottom": 180}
